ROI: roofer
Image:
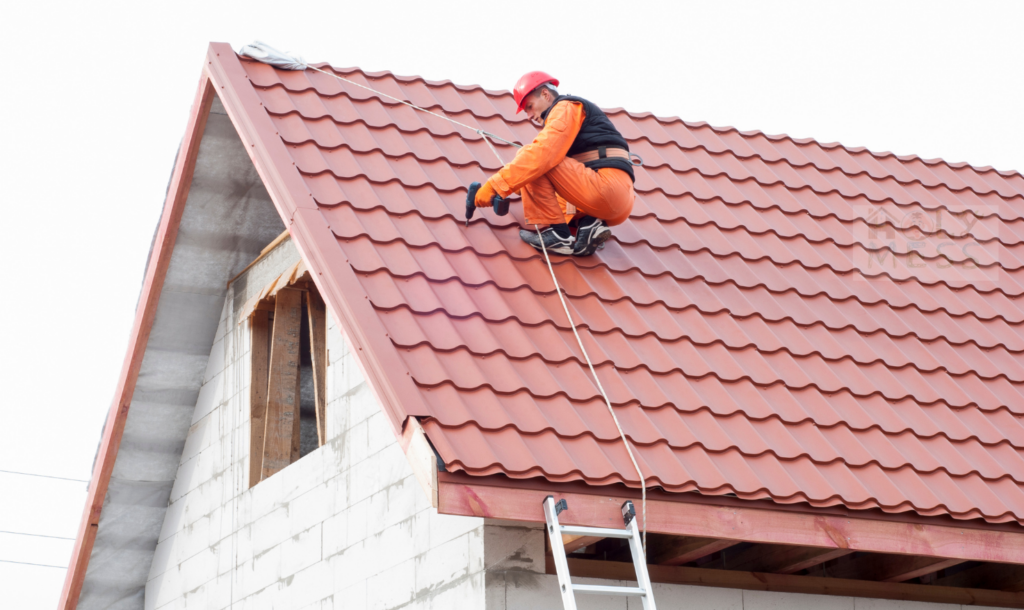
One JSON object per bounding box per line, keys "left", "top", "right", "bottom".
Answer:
{"left": 472, "top": 71, "right": 636, "bottom": 256}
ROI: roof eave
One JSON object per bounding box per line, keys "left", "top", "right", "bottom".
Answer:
{"left": 437, "top": 471, "right": 1024, "bottom": 565}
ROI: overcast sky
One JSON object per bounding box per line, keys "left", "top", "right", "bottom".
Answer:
{"left": 1, "top": 1, "right": 1021, "bottom": 607}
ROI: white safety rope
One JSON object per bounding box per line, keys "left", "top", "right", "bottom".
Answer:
{"left": 481, "top": 139, "right": 649, "bottom": 556}
{"left": 300, "top": 62, "right": 524, "bottom": 149}
{"left": 287, "top": 53, "right": 649, "bottom": 555}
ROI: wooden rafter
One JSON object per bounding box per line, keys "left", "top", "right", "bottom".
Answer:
{"left": 702, "top": 543, "right": 852, "bottom": 574}
{"left": 810, "top": 553, "right": 966, "bottom": 583}
{"left": 650, "top": 535, "right": 737, "bottom": 566}
{"left": 752, "top": 545, "right": 852, "bottom": 574}
{"left": 933, "top": 562, "right": 1024, "bottom": 592}
{"left": 562, "top": 534, "right": 604, "bottom": 554}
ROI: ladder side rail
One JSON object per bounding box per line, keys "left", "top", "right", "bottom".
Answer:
{"left": 624, "top": 501, "right": 657, "bottom": 610}
{"left": 543, "top": 496, "right": 578, "bottom": 610}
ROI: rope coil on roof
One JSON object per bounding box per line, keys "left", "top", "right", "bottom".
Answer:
{"left": 241, "top": 41, "right": 649, "bottom": 555}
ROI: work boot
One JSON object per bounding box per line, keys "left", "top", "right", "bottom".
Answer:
{"left": 572, "top": 216, "right": 612, "bottom": 256}
{"left": 519, "top": 225, "right": 574, "bottom": 255}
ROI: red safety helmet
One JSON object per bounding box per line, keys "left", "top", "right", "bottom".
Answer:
{"left": 513, "top": 71, "right": 560, "bottom": 114}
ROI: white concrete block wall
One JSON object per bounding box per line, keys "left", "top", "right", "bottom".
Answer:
{"left": 143, "top": 261, "right": 1014, "bottom": 610}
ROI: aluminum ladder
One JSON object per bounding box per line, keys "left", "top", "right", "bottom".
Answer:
{"left": 543, "top": 495, "right": 657, "bottom": 609}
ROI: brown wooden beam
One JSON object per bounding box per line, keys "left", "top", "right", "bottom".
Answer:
{"left": 650, "top": 536, "right": 737, "bottom": 566}
{"left": 553, "top": 557, "right": 1024, "bottom": 608}
{"left": 248, "top": 309, "right": 271, "bottom": 488}
{"left": 437, "top": 480, "right": 1024, "bottom": 566}
{"left": 262, "top": 288, "right": 302, "bottom": 479}
{"left": 306, "top": 288, "right": 328, "bottom": 446}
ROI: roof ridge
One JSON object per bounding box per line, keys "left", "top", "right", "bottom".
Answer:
{"left": 240, "top": 55, "right": 1024, "bottom": 181}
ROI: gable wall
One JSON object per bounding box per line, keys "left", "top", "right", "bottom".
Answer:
{"left": 74, "top": 96, "right": 286, "bottom": 610}
{"left": 143, "top": 245, "right": 487, "bottom": 609}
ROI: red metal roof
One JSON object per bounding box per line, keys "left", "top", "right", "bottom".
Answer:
{"left": 234, "top": 51, "right": 1024, "bottom": 525}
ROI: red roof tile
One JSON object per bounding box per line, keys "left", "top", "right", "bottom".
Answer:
{"left": 235, "top": 54, "right": 1024, "bottom": 524}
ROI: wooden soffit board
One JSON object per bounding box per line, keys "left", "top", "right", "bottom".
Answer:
{"left": 437, "top": 475, "right": 1024, "bottom": 566}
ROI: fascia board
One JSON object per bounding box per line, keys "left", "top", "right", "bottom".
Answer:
{"left": 438, "top": 475, "right": 1024, "bottom": 565}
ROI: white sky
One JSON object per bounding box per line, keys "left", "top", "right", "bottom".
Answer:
{"left": 1, "top": 1, "right": 1021, "bottom": 607}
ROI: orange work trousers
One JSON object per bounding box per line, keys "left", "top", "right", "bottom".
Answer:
{"left": 520, "top": 158, "right": 635, "bottom": 227}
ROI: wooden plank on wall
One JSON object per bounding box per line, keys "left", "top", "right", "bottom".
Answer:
{"left": 437, "top": 480, "right": 1024, "bottom": 565}
{"left": 307, "top": 288, "right": 328, "bottom": 446}
{"left": 556, "top": 557, "right": 1024, "bottom": 608}
{"left": 249, "top": 310, "right": 271, "bottom": 488}
{"left": 261, "top": 288, "right": 302, "bottom": 480}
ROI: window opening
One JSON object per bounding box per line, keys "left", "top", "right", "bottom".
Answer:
{"left": 247, "top": 276, "right": 327, "bottom": 487}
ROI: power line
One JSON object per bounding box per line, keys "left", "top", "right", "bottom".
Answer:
{"left": 0, "top": 559, "right": 67, "bottom": 570}
{"left": 0, "top": 469, "right": 88, "bottom": 483}
{"left": 0, "top": 530, "right": 75, "bottom": 541}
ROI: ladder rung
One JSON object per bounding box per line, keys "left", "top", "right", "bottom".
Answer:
{"left": 573, "top": 584, "right": 646, "bottom": 597}
{"left": 559, "top": 525, "right": 633, "bottom": 539}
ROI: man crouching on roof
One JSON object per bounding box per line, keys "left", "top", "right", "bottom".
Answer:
{"left": 472, "top": 71, "right": 636, "bottom": 257}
